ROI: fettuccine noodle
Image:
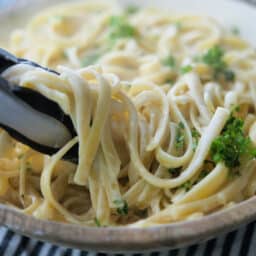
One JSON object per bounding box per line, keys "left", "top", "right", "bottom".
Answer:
{"left": 0, "top": 1, "right": 256, "bottom": 227}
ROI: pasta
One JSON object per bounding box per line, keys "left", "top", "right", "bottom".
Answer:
{"left": 1, "top": 1, "right": 256, "bottom": 227}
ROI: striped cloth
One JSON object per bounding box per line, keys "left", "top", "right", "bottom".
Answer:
{"left": 0, "top": 221, "right": 255, "bottom": 255}
{"left": 0, "top": 0, "right": 256, "bottom": 255}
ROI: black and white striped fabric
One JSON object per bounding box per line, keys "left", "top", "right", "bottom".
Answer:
{"left": 0, "top": 221, "right": 255, "bottom": 255}
{"left": 0, "top": 0, "right": 256, "bottom": 255}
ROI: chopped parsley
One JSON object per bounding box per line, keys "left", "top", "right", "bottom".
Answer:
{"left": 181, "top": 65, "right": 193, "bottom": 74}
{"left": 168, "top": 167, "right": 182, "bottom": 177}
{"left": 179, "top": 167, "right": 211, "bottom": 192}
{"left": 175, "top": 122, "right": 185, "bottom": 150}
{"left": 210, "top": 112, "right": 256, "bottom": 169}
{"left": 125, "top": 5, "right": 139, "bottom": 15}
{"left": 134, "top": 208, "right": 148, "bottom": 218}
{"left": 49, "top": 15, "right": 64, "bottom": 23}
{"left": 17, "top": 154, "right": 24, "bottom": 160}
{"left": 175, "top": 21, "right": 182, "bottom": 31}
{"left": 162, "top": 55, "right": 176, "bottom": 68}
{"left": 165, "top": 78, "right": 175, "bottom": 86}
{"left": 179, "top": 180, "right": 193, "bottom": 192}
{"left": 202, "top": 46, "right": 235, "bottom": 82}
{"left": 114, "top": 199, "right": 129, "bottom": 216}
{"left": 193, "top": 55, "right": 201, "bottom": 62}
{"left": 179, "top": 170, "right": 210, "bottom": 192}
{"left": 81, "top": 52, "right": 102, "bottom": 67}
{"left": 228, "top": 169, "right": 241, "bottom": 179}
{"left": 197, "top": 169, "right": 210, "bottom": 182}
{"left": 192, "top": 128, "right": 200, "bottom": 151}
{"left": 62, "top": 50, "right": 68, "bottom": 59}
{"left": 224, "top": 70, "right": 235, "bottom": 82}
{"left": 231, "top": 26, "right": 240, "bottom": 35}
{"left": 204, "top": 159, "right": 216, "bottom": 166}
{"left": 94, "top": 218, "right": 101, "bottom": 227}
{"left": 23, "top": 161, "right": 34, "bottom": 173}
{"left": 231, "top": 105, "right": 240, "bottom": 114}
{"left": 108, "top": 16, "right": 136, "bottom": 42}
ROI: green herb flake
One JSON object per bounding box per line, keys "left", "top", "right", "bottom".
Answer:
{"left": 181, "top": 65, "right": 193, "bottom": 74}
{"left": 197, "top": 170, "right": 210, "bottom": 182}
{"left": 94, "top": 218, "right": 101, "bottom": 227}
{"left": 108, "top": 16, "right": 136, "bottom": 42}
{"left": 193, "top": 55, "right": 201, "bottom": 62}
{"left": 231, "top": 105, "right": 240, "bottom": 114}
{"left": 62, "top": 50, "right": 68, "bottom": 59}
{"left": 179, "top": 180, "right": 193, "bottom": 192}
{"left": 210, "top": 112, "right": 256, "bottom": 169}
{"left": 114, "top": 199, "right": 129, "bottom": 216}
{"left": 231, "top": 26, "right": 240, "bottom": 35}
{"left": 26, "top": 167, "right": 34, "bottom": 172}
{"left": 202, "top": 45, "right": 236, "bottom": 82}
{"left": 204, "top": 159, "right": 216, "bottom": 166}
{"left": 175, "top": 21, "right": 182, "bottom": 30}
{"left": 125, "top": 5, "right": 139, "bottom": 15}
{"left": 81, "top": 52, "right": 102, "bottom": 67}
{"left": 192, "top": 128, "right": 200, "bottom": 152}
{"left": 49, "top": 15, "right": 64, "bottom": 23}
{"left": 175, "top": 122, "right": 185, "bottom": 150}
{"left": 162, "top": 55, "right": 176, "bottom": 68}
{"left": 224, "top": 69, "right": 235, "bottom": 82}
{"left": 168, "top": 167, "right": 182, "bottom": 177}
{"left": 165, "top": 78, "right": 175, "bottom": 86}
{"left": 228, "top": 169, "right": 241, "bottom": 179}
{"left": 17, "top": 154, "right": 24, "bottom": 160}
{"left": 134, "top": 208, "right": 148, "bottom": 218}
{"left": 25, "top": 161, "right": 34, "bottom": 172}
{"left": 203, "top": 46, "right": 226, "bottom": 72}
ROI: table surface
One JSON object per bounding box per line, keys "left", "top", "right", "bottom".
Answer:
{"left": 1, "top": 0, "right": 256, "bottom": 255}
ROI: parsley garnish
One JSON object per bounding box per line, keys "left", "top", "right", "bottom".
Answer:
{"left": 62, "top": 50, "right": 68, "bottom": 59}
{"left": 202, "top": 46, "right": 235, "bottom": 82}
{"left": 228, "top": 169, "right": 241, "bottom": 179}
{"left": 175, "top": 122, "right": 185, "bottom": 150}
{"left": 114, "top": 199, "right": 129, "bottom": 216}
{"left": 197, "top": 170, "right": 210, "bottom": 182}
{"left": 179, "top": 168, "right": 210, "bottom": 191}
{"left": 231, "top": 26, "right": 240, "bottom": 35}
{"left": 231, "top": 105, "right": 240, "bottom": 114}
{"left": 108, "top": 16, "right": 136, "bottom": 42}
{"left": 81, "top": 52, "right": 102, "bottom": 67}
{"left": 204, "top": 159, "right": 216, "bottom": 166}
{"left": 175, "top": 21, "right": 182, "bottom": 30}
{"left": 94, "top": 218, "right": 101, "bottom": 227}
{"left": 210, "top": 113, "right": 256, "bottom": 169}
{"left": 181, "top": 65, "right": 193, "bottom": 74}
{"left": 162, "top": 55, "right": 176, "bottom": 68}
{"left": 17, "top": 154, "right": 24, "bottom": 160}
{"left": 224, "top": 70, "right": 235, "bottom": 82}
{"left": 192, "top": 128, "right": 200, "bottom": 151}
{"left": 168, "top": 167, "right": 182, "bottom": 177}
{"left": 134, "top": 209, "right": 148, "bottom": 218}
{"left": 165, "top": 78, "right": 175, "bottom": 86}
{"left": 179, "top": 180, "right": 193, "bottom": 192}
{"left": 125, "top": 5, "right": 139, "bottom": 15}
{"left": 49, "top": 15, "right": 64, "bottom": 23}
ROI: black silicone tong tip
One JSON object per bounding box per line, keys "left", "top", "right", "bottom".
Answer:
{"left": 0, "top": 48, "right": 59, "bottom": 75}
{"left": 0, "top": 48, "right": 78, "bottom": 163}
{"left": 11, "top": 85, "right": 77, "bottom": 138}
{"left": 11, "top": 85, "right": 79, "bottom": 164}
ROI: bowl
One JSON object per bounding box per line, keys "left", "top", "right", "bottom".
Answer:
{"left": 0, "top": 0, "right": 256, "bottom": 252}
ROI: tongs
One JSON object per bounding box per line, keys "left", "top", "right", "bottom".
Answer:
{"left": 0, "top": 48, "right": 78, "bottom": 163}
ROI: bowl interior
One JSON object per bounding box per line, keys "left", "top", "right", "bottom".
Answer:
{"left": 1, "top": 0, "right": 256, "bottom": 45}
{"left": 0, "top": 0, "right": 256, "bottom": 252}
